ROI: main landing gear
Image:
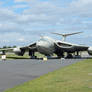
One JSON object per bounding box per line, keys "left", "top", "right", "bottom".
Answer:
{"left": 74, "top": 51, "right": 81, "bottom": 59}
{"left": 29, "top": 51, "right": 37, "bottom": 59}
{"left": 66, "top": 51, "right": 82, "bottom": 59}
{"left": 66, "top": 53, "right": 73, "bottom": 59}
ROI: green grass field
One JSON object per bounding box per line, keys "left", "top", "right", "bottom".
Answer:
{"left": 0, "top": 52, "right": 46, "bottom": 59}
{"left": 5, "top": 59, "right": 92, "bottom": 92}
{"left": 4, "top": 53, "right": 57, "bottom": 59}
{"left": 6, "top": 53, "right": 30, "bottom": 59}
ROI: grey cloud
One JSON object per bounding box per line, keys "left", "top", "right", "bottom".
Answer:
{"left": 0, "top": 0, "right": 92, "bottom": 46}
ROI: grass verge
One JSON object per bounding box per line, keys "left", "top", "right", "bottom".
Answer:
{"left": 5, "top": 59, "right": 92, "bottom": 92}
{"left": 0, "top": 52, "right": 45, "bottom": 59}
{"left": 6, "top": 53, "right": 30, "bottom": 59}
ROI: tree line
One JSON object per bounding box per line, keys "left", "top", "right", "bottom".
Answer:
{"left": 1, "top": 46, "right": 17, "bottom": 48}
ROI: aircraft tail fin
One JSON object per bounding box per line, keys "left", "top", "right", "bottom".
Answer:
{"left": 52, "top": 31, "right": 83, "bottom": 41}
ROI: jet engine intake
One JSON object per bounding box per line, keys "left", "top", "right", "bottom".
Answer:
{"left": 13, "top": 47, "right": 25, "bottom": 56}
{"left": 88, "top": 47, "right": 92, "bottom": 55}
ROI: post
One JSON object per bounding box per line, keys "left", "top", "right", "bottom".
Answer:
{"left": 1, "top": 54, "right": 6, "bottom": 61}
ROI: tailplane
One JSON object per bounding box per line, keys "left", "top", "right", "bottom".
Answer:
{"left": 52, "top": 31, "right": 83, "bottom": 41}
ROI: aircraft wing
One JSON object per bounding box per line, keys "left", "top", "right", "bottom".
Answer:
{"left": 20, "top": 43, "right": 37, "bottom": 51}
{"left": 0, "top": 43, "right": 37, "bottom": 53}
{"left": 0, "top": 48, "right": 14, "bottom": 51}
{"left": 0, "top": 48, "right": 14, "bottom": 55}
{"left": 0, "top": 43, "right": 37, "bottom": 56}
{"left": 55, "top": 41, "right": 89, "bottom": 53}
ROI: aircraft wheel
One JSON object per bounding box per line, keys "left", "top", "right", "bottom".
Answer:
{"left": 66, "top": 53, "right": 73, "bottom": 59}
{"left": 30, "top": 56, "right": 37, "bottom": 59}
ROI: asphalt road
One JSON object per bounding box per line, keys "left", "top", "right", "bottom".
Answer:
{"left": 0, "top": 59, "right": 84, "bottom": 92}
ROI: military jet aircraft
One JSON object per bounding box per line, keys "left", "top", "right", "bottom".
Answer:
{"left": 0, "top": 32, "right": 92, "bottom": 59}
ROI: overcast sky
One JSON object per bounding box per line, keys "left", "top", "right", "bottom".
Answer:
{"left": 0, "top": 0, "right": 92, "bottom": 47}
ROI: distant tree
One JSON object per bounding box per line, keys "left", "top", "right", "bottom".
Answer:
{"left": 3, "top": 46, "right": 7, "bottom": 48}
{"left": 2, "top": 45, "right": 17, "bottom": 48}
{"left": 13, "top": 45, "right": 16, "bottom": 48}
{"left": 7, "top": 46, "right": 11, "bottom": 48}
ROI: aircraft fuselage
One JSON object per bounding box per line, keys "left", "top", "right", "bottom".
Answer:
{"left": 36, "top": 36, "right": 55, "bottom": 55}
